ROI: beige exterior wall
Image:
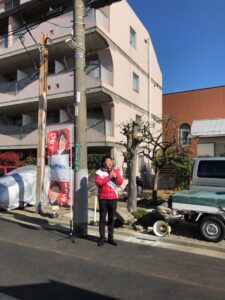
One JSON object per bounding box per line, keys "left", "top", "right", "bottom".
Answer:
{"left": 0, "top": 0, "right": 162, "bottom": 175}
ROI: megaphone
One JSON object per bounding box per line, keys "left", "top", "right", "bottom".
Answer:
{"left": 153, "top": 220, "right": 171, "bottom": 237}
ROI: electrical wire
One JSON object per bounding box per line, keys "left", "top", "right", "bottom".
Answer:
{"left": 18, "top": 5, "right": 39, "bottom": 46}
{"left": 46, "top": 20, "right": 72, "bottom": 29}
{"left": 19, "top": 35, "right": 39, "bottom": 72}
{"left": 0, "top": 3, "right": 73, "bottom": 46}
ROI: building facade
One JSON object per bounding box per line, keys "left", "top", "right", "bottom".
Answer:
{"left": 0, "top": 0, "right": 162, "bottom": 172}
{"left": 163, "top": 86, "right": 225, "bottom": 157}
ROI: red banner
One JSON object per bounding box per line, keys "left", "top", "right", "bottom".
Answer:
{"left": 47, "top": 128, "right": 70, "bottom": 157}
{"left": 47, "top": 128, "right": 71, "bottom": 206}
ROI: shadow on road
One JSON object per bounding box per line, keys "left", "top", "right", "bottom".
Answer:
{"left": 169, "top": 219, "right": 205, "bottom": 241}
{"left": 0, "top": 280, "right": 118, "bottom": 300}
{"left": 0, "top": 210, "right": 100, "bottom": 244}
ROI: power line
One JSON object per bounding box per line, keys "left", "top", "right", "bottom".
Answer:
{"left": 0, "top": 2, "right": 86, "bottom": 74}
{"left": 18, "top": 5, "right": 39, "bottom": 46}
{"left": 0, "top": 4, "right": 73, "bottom": 46}
{"left": 19, "top": 35, "right": 39, "bottom": 72}
{"left": 46, "top": 20, "right": 72, "bottom": 29}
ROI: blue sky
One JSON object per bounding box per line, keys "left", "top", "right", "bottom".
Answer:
{"left": 127, "top": 0, "right": 225, "bottom": 94}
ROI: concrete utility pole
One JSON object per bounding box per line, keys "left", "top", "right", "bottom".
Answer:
{"left": 73, "top": 0, "right": 88, "bottom": 236}
{"left": 72, "top": 0, "right": 122, "bottom": 235}
{"left": 36, "top": 33, "right": 49, "bottom": 213}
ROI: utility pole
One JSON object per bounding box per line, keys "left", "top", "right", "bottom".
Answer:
{"left": 73, "top": 0, "right": 88, "bottom": 236}
{"left": 36, "top": 33, "right": 48, "bottom": 213}
{"left": 72, "top": 0, "right": 122, "bottom": 235}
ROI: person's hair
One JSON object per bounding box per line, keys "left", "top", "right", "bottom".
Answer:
{"left": 101, "top": 155, "right": 113, "bottom": 167}
{"left": 50, "top": 182, "right": 61, "bottom": 192}
{"left": 58, "top": 131, "right": 67, "bottom": 143}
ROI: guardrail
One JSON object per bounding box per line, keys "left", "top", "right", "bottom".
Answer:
{"left": 0, "top": 165, "right": 20, "bottom": 177}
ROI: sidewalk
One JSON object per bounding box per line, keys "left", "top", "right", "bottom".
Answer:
{"left": 0, "top": 204, "right": 225, "bottom": 259}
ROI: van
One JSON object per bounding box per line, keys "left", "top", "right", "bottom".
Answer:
{"left": 191, "top": 157, "right": 225, "bottom": 192}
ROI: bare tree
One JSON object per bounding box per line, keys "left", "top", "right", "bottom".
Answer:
{"left": 120, "top": 120, "right": 144, "bottom": 212}
{"left": 120, "top": 116, "right": 186, "bottom": 209}
{"left": 140, "top": 115, "right": 183, "bottom": 203}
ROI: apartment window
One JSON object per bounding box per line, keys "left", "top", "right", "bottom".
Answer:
{"left": 179, "top": 123, "right": 191, "bottom": 146}
{"left": 136, "top": 114, "right": 142, "bottom": 131}
{"left": 86, "top": 56, "right": 101, "bottom": 80}
{"left": 5, "top": 0, "right": 20, "bottom": 10}
{"left": 47, "top": 112, "right": 59, "bottom": 125}
{"left": 136, "top": 114, "right": 142, "bottom": 124}
{"left": 7, "top": 115, "right": 22, "bottom": 126}
{"left": 130, "top": 27, "right": 136, "bottom": 48}
{"left": 133, "top": 73, "right": 139, "bottom": 92}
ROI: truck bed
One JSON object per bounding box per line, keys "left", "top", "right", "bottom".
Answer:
{"left": 172, "top": 190, "right": 225, "bottom": 214}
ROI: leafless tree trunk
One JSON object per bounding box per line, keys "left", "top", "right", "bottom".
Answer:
{"left": 152, "top": 167, "right": 160, "bottom": 204}
{"left": 127, "top": 154, "right": 137, "bottom": 211}
{"left": 120, "top": 121, "right": 142, "bottom": 212}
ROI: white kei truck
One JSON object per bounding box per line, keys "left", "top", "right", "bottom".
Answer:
{"left": 170, "top": 158, "right": 225, "bottom": 242}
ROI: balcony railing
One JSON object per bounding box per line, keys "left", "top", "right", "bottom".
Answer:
{"left": 0, "top": 118, "right": 113, "bottom": 141}
{"left": 0, "top": 73, "right": 38, "bottom": 94}
{"left": 0, "top": 63, "right": 113, "bottom": 97}
{"left": 0, "top": 36, "right": 8, "bottom": 48}
{"left": 85, "top": 8, "right": 109, "bottom": 31}
{"left": 0, "top": 6, "right": 109, "bottom": 55}
{"left": 87, "top": 118, "right": 113, "bottom": 141}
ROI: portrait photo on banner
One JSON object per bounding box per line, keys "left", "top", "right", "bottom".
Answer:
{"left": 48, "top": 180, "right": 70, "bottom": 206}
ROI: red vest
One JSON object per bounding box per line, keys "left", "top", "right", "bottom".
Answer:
{"left": 95, "top": 167, "right": 123, "bottom": 200}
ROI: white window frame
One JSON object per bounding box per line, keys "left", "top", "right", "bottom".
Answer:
{"left": 133, "top": 73, "right": 139, "bottom": 93}
{"left": 130, "top": 27, "right": 136, "bottom": 48}
{"left": 179, "top": 123, "right": 191, "bottom": 146}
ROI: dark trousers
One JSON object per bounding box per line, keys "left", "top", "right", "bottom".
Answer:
{"left": 99, "top": 199, "right": 117, "bottom": 240}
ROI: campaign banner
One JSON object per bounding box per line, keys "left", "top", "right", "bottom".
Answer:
{"left": 48, "top": 155, "right": 70, "bottom": 181}
{"left": 47, "top": 128, "right": 71, "bottom": 207}
{"left": 48, "top": 180, "right": 70, "bottom": 207}
{"left": 47, "top": 128, "right": 70, "bottom": 157}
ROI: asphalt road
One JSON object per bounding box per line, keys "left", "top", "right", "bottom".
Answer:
{"left": 0, "top": 218, "right": 225, "bottom": 300}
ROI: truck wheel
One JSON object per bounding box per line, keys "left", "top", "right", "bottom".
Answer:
{"left": 200, "top": 216, "right": 225, "bottom": 242}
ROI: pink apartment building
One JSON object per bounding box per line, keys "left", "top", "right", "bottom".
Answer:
{"left": 0, "top": 0, "right": 162, "bottom": 174}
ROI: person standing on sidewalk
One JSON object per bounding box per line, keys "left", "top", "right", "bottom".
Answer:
{"left": 95, "top": 155, "right": 123, "bottom": 247}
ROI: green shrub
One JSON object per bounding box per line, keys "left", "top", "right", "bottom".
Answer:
{"left": 23, "top": 156, "right": 37, "bottom": 165}
{"left": 141, "top": 191, "right": 151, "bottom": 199}
{"left": 88, "top": 154, "right": 104, "bottom": 171}
{"left": 132, "top": 209, "right": 148, "bottom": 220}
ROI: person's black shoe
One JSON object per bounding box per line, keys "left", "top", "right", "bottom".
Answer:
{"left": 108, "top": 239, "right": 117, "bottom": 246}
{"left": 97, "top": 238, "right": 105, "bottom": 247}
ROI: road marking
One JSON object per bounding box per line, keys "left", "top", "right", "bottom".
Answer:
{"left": 0, "top": 293, "right": 19, "bottom": 300}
